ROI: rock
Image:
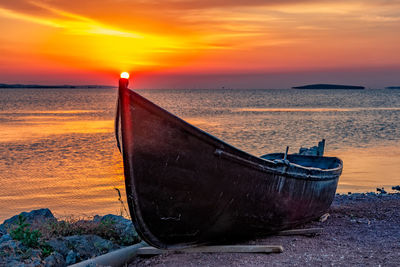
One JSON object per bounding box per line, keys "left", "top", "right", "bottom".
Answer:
{"left": 0, "top": 239, "right": 23, "bottom": 255}
{"left": 4, "top": 259, "right": 25, "bottom": 267}
{"left": 65, "top": 234, "right": 118, "bottom": 260}
{"left": 0, "top": 234, "right": 12, "bottom": 243}
{"left": 47, "top": 237, "right": 69, "bottom": 257}
{"left": 0, "top": 240, "right": 28, "bottom": 267}
{"left": 13, "top": 249, "right": 44, "bottom": 266}
{"left": 0, "top": 240, "right": 43, "bottom": 267}
{"left": 2, "top": 208, "right": 55, "bottom": 229}
{"left": 31, "top": 258, "right": 43, "bottom": 266}
{"left": 392, "top": 185, "right": 400, "bottom": 191}
{"left": 376, "top": 187, "right": 387, "bottom": 194}
{"left": 44, "top": 251, "right": 65, "bottom": 267}
{"left": 30, "top": 248, "right": 43, "bottom": 258}
{"left": 66, "top": 249, "right": 77, "bottom": 265}
{"left": 94, "top": 214, "right": 139, "bottom": 244}
{"left": 0, "top": 224, "right": 6, "bottom": 236}
{"left": 48, "top": 234, "right": 120, "bottom": 262}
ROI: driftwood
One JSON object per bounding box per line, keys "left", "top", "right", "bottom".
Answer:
{"left": 277, "top": 227, "right": 323, "bottom": 236}
{"left": 136, "top": 227, "right": 322, "bottom": 256}
{"left": 70, "top": 242, "right": 146, "bottom": 267}
{"left": 69, "top": 228, "right": 324, "bottom": 264}
{"left": 137, "top": 245, "right": 283, "bottom": 255}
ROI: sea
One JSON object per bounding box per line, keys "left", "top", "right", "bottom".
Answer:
{"left": 1, "top": 88, "right": 400, "bottom": 221}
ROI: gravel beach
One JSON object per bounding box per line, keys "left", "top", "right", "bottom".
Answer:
{"left": 1, "top": 193, "right": 399, "bottom": 266}
{"left": 129, "top": 193, "right": 400, "bottom": 266}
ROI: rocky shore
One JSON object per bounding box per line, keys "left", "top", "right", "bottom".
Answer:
{"left": 0, "top": 210, "right": 139, "bottom": 266}
{"left": 1, "top": 192, "right": 399, "bottom": 266}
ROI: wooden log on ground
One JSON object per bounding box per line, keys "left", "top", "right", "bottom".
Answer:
{"left": 70, "top": 241, "right": 146, "bottom": 267}
{"left": 277, "top": 227, "right": 323, "bottom": 236}
{"left": 137, "top": 245, "right": 283, "bottom": 255}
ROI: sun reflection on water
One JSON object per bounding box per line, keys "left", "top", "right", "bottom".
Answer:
{"left": 327, "top": 146, "right": 400, "bottom": 193}
{"left": 0, "top": 119, "right": 114, "bottom": 142}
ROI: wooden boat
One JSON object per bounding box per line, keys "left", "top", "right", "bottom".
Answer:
{"left": 115, "top": 77, "right": 343, "bottom": 249}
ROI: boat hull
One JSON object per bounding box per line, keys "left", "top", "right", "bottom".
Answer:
{"left": 118, "top": 85, "right": 342, "bottom": 249}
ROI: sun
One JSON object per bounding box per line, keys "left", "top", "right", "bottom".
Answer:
{"left": 120, "top": 72, "right": 129, "bottom": 79}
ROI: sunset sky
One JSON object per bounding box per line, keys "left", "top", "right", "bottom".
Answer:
{"left": 0, "top": 0, "right": 399, "bottom": 88}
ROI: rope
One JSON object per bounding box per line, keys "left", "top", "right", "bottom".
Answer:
{"left": 115, "top": 95, "right": 122, "bottom": 153}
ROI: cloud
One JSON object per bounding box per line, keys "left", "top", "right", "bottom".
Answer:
{"left": 0, "top": 0, "right": 144, "bottom": 38}
{"left": 141, "top": 0, "right": 355, "bottom": 10}
{"left": 360, "top": 15, "right": 400, "bottom": 22}
{"left": 0, "top": 6, "right": 61, "bottom": 27}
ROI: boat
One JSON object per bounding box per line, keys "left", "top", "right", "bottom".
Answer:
{"left": 115, "top": 76, "right": 343, "bottom": 249}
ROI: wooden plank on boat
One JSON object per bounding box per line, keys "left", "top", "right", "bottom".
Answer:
{"left": 277, "top": 228, "right": 323, "bottom": 236}
{"left": 137, "top": 245, "right": 283, "bottom": 255}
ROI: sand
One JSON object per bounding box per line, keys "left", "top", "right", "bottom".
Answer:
{"left": 129, "top": 193, "right": 400, "bottom": 266}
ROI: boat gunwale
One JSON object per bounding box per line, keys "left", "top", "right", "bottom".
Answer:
{"left": 124, "top": 88, "right": 343, "bottom": 180}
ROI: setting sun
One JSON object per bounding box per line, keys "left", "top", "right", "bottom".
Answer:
{"left": 120, "top": 72, "right": 129, "bottom": 79}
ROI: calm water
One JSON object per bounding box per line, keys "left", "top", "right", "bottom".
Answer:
{"left": 1, "top": 88, "right": 400, "bottom": 221}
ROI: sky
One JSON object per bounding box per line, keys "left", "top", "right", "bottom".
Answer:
{"left": 0, "top": 0, "right": 399, "bottom": 88}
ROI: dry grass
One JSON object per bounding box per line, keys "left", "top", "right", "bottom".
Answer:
{"left": 34, "top": 216, "right": 130, "bottom": 244}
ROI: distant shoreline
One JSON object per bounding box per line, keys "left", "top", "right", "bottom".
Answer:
{"left": 293, "top": 83, "right": 365, "bottom": 90}
{"left": 0, "top": 84, "right": 115, "bottom": 89}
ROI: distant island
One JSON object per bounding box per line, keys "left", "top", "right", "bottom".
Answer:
{"left": 0, "top": 83, "right": 115, "bottom": 89}
{"left": 293, "top": 84, "right": 365, "bottom": 90}
{"left": 385, "top": 86, "right": 400, "bottom": 89}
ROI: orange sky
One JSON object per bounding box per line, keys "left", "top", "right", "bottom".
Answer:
{"left": 0, "top": 0, "right": 399, "bottom": 88}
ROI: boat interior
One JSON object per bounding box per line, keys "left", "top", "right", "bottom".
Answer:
{"left": 260, "top": 153, "right": 340, "bottom": 170}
